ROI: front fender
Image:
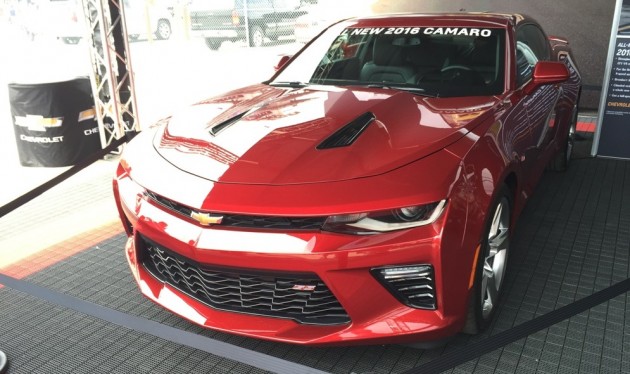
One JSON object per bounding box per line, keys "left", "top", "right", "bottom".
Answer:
{"left": 438, "top": 115, "right": 523, "bottom": 323}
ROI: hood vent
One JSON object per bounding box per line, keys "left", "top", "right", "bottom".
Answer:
{"left": 317, "top": 112, "right": 375, "bottom": 149}
{"left": 209, "top": 111, "right": 248, "bottom": 136}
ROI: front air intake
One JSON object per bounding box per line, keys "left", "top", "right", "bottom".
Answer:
{"left": 317, "top": 112, "right": 375, "bottom": 149}
{"left": 139, "top": 236, "right": 351, "bottom": 325}
{"left": 371, "top": 265, "right": 436, "bottom": 309}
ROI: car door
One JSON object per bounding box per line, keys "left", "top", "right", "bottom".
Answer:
{"left": 517, "top": 24, "right": 560, "bottom": 158}
{"left": 516, "top": 23, "right": 560, "bottom": 183}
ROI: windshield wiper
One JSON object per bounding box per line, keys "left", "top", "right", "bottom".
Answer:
{"left": 364, "top": 84, "right": 438, "bottom": 97}
{"left": 269, "top": 81, "right": 309, "bottom": 88}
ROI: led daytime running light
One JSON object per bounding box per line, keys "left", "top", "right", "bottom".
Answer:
{"left": 323, "top": 200, "right": 447, "bottom": 234}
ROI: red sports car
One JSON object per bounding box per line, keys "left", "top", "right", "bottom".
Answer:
{"left": 114, "top": 13, "right": 581, "bottom": 345}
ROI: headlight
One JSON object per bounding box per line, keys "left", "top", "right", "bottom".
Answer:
{"left": 322, "top": 200, "right": 447, "bottom": 234}
{"left": 116, "top": 172, "right": 146, "bottom": 218}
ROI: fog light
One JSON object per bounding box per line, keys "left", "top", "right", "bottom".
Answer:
{"left": 371, "top": 265, "right": 436, "bottom": 309}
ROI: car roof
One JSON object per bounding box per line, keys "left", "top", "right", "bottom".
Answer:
{"left": 345, "top": 13, "right": 532, "bottom": 29}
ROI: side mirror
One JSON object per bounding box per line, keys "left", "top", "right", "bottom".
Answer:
{"left": 523, "top": 61, "right": 570, "bottom": 95}
{"left": 274, "top": 55, "right": 292, "bottom": 71}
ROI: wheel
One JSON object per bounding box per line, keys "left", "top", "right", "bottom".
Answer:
{"left": 155, "top": 19, "right": 171, "bottom": 40}
{"left": 249, "top": 25, "right": 265, "bottom": 47}
{"left": 205, "top": 38, "right": 222, "bottom": 50}
{"left": 548, "top": 104, "right": 578, "bottom": 172}
{"left": 129, "top": 34, "right": 139, "bottom": 41}
{"left": 463, "top": 185, "right": 512, "bottom": 334}
{"left": 62, "top": 37, "right": 80, "bottom": 44}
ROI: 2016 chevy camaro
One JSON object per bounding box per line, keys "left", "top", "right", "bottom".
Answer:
{"left": 114, "top": 13, "right": 581, "bottom": 345}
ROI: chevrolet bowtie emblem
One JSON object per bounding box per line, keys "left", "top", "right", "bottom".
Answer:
{"left": 190, "top": 211, "right": 224, "bottom": 226}
{"left": 14, "top": 114, "right": 63, "bottom": 131}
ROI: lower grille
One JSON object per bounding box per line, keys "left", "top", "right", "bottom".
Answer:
{"left": 139, "top": 236, "right": 350, "bottom": 325}
{"left": 371, "top": 265, "right": 436, "bottom": 309}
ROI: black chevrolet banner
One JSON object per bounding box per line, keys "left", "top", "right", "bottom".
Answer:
{"left": 594, "top": 0, "right": 630, "bottom": 158}
{"left": 8, "top": 77, "right": 101, "bottom": 167}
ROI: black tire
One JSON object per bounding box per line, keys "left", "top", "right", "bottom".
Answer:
{"left": 548, "top": 104, "right": 578, "bottom": 172}
{"left": 463, "top": 185, "right": 512, "bottom": 334}
{"left": 205, "top": 38, "right": 222, "bottom": 50}
{"left": 155, "top": 19, "right": 171, "bottom": 40}
{"left": 249, "top": 25, "right": 265, "bottom": 47}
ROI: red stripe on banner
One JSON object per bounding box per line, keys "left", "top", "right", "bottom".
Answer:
{"left": 577, "top": 121, "right": 596, "bottom": 133}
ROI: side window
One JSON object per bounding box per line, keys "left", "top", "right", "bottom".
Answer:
{"left": 515, "top": 24, "right": 551, "bottom": 87}
{"left": 516, "top": 42, "right": 537, "bottom": 87}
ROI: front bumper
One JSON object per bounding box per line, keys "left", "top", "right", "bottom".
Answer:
{"left": 115, "top": 181, "right": 468, "bottom": 346}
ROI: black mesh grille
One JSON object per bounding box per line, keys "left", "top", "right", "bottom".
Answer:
{"left": 139, "top": 236, "right": 350, "bottom": 325}
{"left": 222, "top": 215, "right": 325, "bottom": 230}
{"left": 371, "top": 265, "right": 436, "bottom": 310}
{"left": 146, "top": 191, "right": 192, "bottom": 216}
{"left": 145, "top": 191, "right": 326, "bottom": 231}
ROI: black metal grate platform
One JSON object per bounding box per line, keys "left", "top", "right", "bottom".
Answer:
{"left": 1, "top": 154, "right": 630, "bottom": 373}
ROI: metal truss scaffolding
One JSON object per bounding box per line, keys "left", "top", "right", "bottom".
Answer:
{"left": 81, "top": 0, "right": 139, "bottom": 148}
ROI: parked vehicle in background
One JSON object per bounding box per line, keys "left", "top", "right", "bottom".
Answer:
{"left": 37, "top": 0, "right": 84, "bottom": 44}
{"left": 188, "top": 0, "right": 306, "bottom": 49}
{"left": 294, "top": 0, "right": 364, "bottom": 44}
{"left": 124, "top": 0, "right": 174, "bottom": 41}
{"left": 32, "top": 0, "right": 174, "bottom": 43}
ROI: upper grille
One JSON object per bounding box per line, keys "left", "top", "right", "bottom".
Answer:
{"left": 222, "top": 215, "right": 325, "bottom": 230}
{"left": 139, "top": 236, "right": 351, "bottom": 325}
{"left": 145, "top": 191, "right": 326, "bottom": 231}
{"left": 146, "top": 191, "right": 192, "bottom": 216}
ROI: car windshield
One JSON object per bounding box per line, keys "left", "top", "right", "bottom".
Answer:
{"left": 271, "top": 21, "right": 506, "bottom": 97}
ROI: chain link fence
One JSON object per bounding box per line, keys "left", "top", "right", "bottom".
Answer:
{"left": 0, "top": 0, "right": 367, "bottom": 48}
{"left": 185, "top": 0, "right": 370, "bottom": 50}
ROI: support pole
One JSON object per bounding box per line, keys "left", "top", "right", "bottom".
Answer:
{"left": 81, "top": 0, "right": 140, "bottom": 149}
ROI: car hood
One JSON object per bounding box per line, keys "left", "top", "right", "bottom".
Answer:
{"left": 154, "top": 84, "right": 497, "bottom": 185}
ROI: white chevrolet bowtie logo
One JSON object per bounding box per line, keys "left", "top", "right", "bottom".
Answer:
{"left": 14, "top": 108, "right": 96, "bottom": 132}
{"left": 14, "top": 115, "right": 63, "bottom": 131}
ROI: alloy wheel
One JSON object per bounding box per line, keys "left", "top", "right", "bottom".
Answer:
{"left": 566, "top": 107, "right": 577, "bottom": 164}
{"left": 481, "top": 196, "right": 510, "bottom": 319}
{"left": 250, "top": 26, "right": 264, "bottom": 47}
{"left": 157, "top": 20, "right": 171, "bottom": 40}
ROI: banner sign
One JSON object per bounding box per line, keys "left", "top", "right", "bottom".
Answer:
{"left": 9, "top": 78, "right": 101, "bottom": 167}
{"left": 593, "top": 0, "right": 630, "bottom": 158}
